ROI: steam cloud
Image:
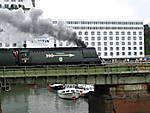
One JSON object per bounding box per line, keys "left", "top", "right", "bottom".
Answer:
{"left": 0, "top": 8, "right": 86, "bottom": 47}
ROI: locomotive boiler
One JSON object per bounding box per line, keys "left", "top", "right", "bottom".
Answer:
{"left": 0, "top": 47, "right": 101, "bottom": 66}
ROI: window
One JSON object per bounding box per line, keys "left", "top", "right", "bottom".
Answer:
{"left": 121, "top": 31, "right": 125, "bottom": 35}
{"left": 139, "top": 31, "right": 142, "bottom": 35}
{"left": 133, "top": 37, "right": 137, "bottom": 40}
{"left": 97, "top": 37, "right": 101, "bottom": 40}
{"left": 103, "top": 31, "right": 107, "bottom": 35}
{"left": 98, "top": 52, "right": 101, "bottom": 56}
{"left": 4, "top": 4, "right": 9, "bottom": 8}
{"left": 116, "top": 47, "right": 119, "bottom": 51}
{"left": 104, "top": 42, "right": 107, "bottom": 46}
{"left": 134, "top": 52, "right": 137, "bottom": 56}
{"left": 52, "top": 21, "right": 57, "bottom": 24}
{"left": 104, "top": 52, "right": 107, "bottom": 56}
{"left": 97, "top": 42, "right": 101, "bottom": 46}
{"left": 91, "top": 37, "right": 95, "bottom": 40}
{"left": 4, "top": 0, "right": 9, "bottom": 2}
{"left": 122, "top": 42, "right": 125, "bottom": 45}
{"left": 18, "top": 0, "right": 23, "bottom": 2}
{"left": 85, "top": 31, "right": 88, "bottom": 35}
{"left": 122, "top": 47, "right": 125, "bottom": 50}
{"left": 128, "top": 37, "right": 131, "bottom": 40}
{"left": 0, "top": 4, "right": 1, "bottom": 8}
{"left": 139, "top": 37, "right": 142, "bottom": 40}
{"left": 109, "top": 31, "right": 113, "bottom": 35}
{"left": 116, "top": 42, "right": 119, "bottom": 45}
{"left": 104, "top": 47, "right": 107, "bottom": 51}
{"left": 11, "top": 0, "right": 16, "bottom": 1}
{"left": 133, "top": 32, "right": 136, "bottom": 35}
{"left": 133, "top": 42, "right": 136, "bottom": 45}
{"left": 110, "top": 52, "right": 113, "bottom": 56}
{"left": 116, "top": 32, "right": 119, "bottom": 35}
{"left": 11, "top": 4, "right": 18, "bottom": 8}
{"left": 128, "top": 47, "right": 131, "bottom": 50}
{"left": 128, "top": 42, "right": 131, "bottom": 45}
{"left": 91, "top": 31, "right": 95, "bottom": 35}
{"left": 139, "top": 42, "right": 142, "bottom": 45}
{"left": 110, "top": 42, "right": 113, "bottom": 45}
{"left": 122, "top": 37, "right": 125, "bottom": 40}
{"left": 109, "top": 37, "right": 113, "bottom": 40}
{"left": 91, "top": 42, "right": 95, "bottom": 46}
{"left": 140, "top": 52, "right": 143, "bottom": 55}
{"left": 116, "top": 52, "right": 119, "bottom": 56}
{"left": 139, "top": 47, "right": 142, "bottom": 50}
{"left": 110, "top": 47, "right": 113, "bottom": 51}
{"left": 97, "top": 31, "right": 101, "bottom": 35}
{"left": 104, "top": 37, "right": 107, "bottom": 40}
{"left": 79, "top": 37, "right": 82, "bottom": 40}
{"left": 13, "top": 43, "right": 17, "bottom": 47}
{"left": 78, "top": 31, "right": 82, "bottom": 35}
{"left": 122, "top": 52, "right": 125, "bottom": 55}
{"left": 128, "top": 52, "right": 131, "bottom": 55}
{"left": 116, "top": 37, "right": 119, "bottom": 40}
{"left": 85, "top": 42, "right": 88, "bottom": 46}
{"left": 134, "top": 47, "right": 137, "bottom": 50}
{"left": 85, "top": 37, "right": 88, "bottom": 40}
{"left": 127, "top": 31, "right": 131, "bottom": 35}
{"left": 98, "top": 47, "right": 101, "bottom": 51}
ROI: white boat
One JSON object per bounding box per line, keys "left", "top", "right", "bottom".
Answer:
{"left": 49, "top": 84, "right": 64, "bottom": 90}
{"left": 80, "top": 85, "right": 94, "bottom": 98}
{"left": 57, "top": 88, "right": 81, "bottom": 100}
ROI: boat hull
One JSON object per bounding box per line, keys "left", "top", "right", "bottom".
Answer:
{"left": 58, "top": 92, "right": 80, "bottom": 100}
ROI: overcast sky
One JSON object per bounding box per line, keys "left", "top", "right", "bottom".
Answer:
{"left": 36, "top": 0, "right": 150, "bottom": 24}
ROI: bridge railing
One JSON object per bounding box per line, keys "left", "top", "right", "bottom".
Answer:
{"left": 0, "top": 64, "right": 150, "bottom": 78}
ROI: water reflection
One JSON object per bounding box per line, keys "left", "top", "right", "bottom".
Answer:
{"left": 1, "top": 85, "right": 88, "bottom": 113}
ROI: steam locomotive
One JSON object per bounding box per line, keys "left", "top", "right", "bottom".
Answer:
{"left": 0, "top": 47, "right": 101, "bottom": 66}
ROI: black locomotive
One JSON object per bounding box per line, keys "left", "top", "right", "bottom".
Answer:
{"left": 0, "top": 47, "right": 101, "bottom": 66}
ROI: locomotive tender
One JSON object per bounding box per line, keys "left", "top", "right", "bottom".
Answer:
{"left": 0, "top": 47, "right": 101, "bottom": 66}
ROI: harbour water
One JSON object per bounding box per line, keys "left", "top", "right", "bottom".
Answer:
{"left": 1, "top": 84, "right": 150, "bottom": 113}
{"left": 1, "top": 84, "right": 88, "bottom": 113}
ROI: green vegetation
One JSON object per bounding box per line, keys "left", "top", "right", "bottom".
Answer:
{"left": 144, "top": 25, "right": 150, "bottom": 55}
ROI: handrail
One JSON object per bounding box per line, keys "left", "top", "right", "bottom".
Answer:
{"left": 0, "top": 64, "right": 150, "bottom": 78}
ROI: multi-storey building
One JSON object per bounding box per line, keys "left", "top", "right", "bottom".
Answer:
{"left": 52, "top": 20, "right": 144, "bottom": 62}
{"left": 0, "top": 0, "right": 33, "bottom": 11}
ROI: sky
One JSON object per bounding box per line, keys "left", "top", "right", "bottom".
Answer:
{"left": 35, "top": 0, "right": 150, "bottom": 24}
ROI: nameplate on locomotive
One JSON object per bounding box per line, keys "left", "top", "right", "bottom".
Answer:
{"left": 46, "top": 54, "right": 75, "bottom": 58}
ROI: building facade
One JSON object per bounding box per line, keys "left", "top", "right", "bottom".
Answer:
{"left": 0, "top": 0, "right": 33, "bottom": 11}
{"left": 52, "top": 20, "right": 144, "bottom": 62}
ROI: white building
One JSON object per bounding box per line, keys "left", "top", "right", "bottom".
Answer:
{"left": 0, "top": 0, "right": 33, "bottom": 11}
{"left": 52, "top": 20, "right": 144, "bottom": 62}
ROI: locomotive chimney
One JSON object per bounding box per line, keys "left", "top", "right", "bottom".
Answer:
{"left": 54, "top": 39, "right": 56, "bottom": 48}
{"left": 23, "top": 40, "right": 27, "bottom": 48}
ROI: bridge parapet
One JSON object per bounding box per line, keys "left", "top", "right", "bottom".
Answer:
{"left": 0, "top": 64, "right": 150, "bottom": 85}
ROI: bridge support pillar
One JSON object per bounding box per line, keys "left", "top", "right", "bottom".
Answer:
{"left": 88, "top": 85, "right": 113, "bottom": 113}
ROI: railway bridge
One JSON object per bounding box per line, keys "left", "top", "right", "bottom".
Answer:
{"left": 1, "top": 64, "right": 150, "bottom": 113}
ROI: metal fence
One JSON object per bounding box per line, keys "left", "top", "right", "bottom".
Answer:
{"left": 0, "top": 64, "right": 150, "bottom": 78}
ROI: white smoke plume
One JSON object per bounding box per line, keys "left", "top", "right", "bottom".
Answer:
{"left": 0, "top": 8, "right": 86, "bottom": 47}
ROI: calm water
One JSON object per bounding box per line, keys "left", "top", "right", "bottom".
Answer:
{"left": 1, "top": 85, "right": 88, "bottom": 113}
